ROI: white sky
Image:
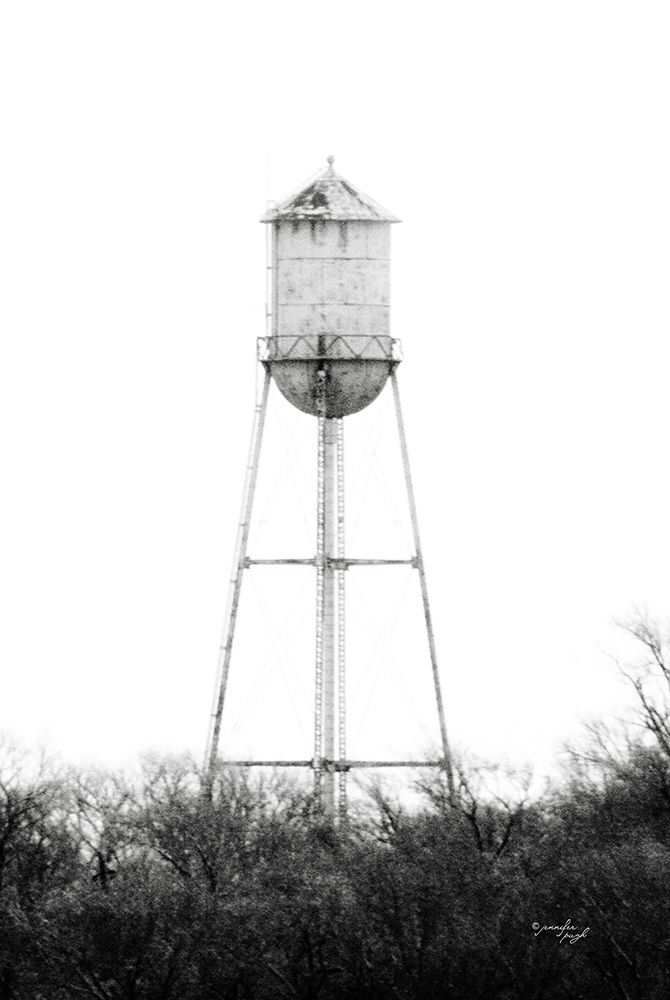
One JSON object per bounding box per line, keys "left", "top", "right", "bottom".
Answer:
{"left": 1, "top": 1, "right": 669, "bottom": 782}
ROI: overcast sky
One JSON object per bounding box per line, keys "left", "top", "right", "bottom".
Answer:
{"left": 1, "top": 1, "right": 669, "bottom": 781}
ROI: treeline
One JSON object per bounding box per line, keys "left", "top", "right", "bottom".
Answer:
{"left": 2, "top": 616, "right": 670, "bottom": 998}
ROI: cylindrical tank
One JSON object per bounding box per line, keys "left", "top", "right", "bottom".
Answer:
{"left": 261, "top": 159, "right": 400, "bottom": 418}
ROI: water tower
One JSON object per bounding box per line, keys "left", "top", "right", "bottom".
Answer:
{"left": 205, "top": 158, "right": 454, "bottom": 819}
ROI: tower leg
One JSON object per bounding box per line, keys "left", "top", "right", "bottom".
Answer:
{"left": 391, "top": 370, "right": 456, "bottom": 804}
{"left": 205, "top": 369, "right": 272, "bottom": 781}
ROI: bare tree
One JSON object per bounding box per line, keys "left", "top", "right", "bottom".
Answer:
{"left": 615, "top": 611, "right": 670, "bottom": 759}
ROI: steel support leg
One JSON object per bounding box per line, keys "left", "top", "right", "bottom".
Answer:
{"left": 391, "top": 370, "right": 455, "bottom": 803}
{"left": 205, "top": 369, "right": 271, "bottom": 779}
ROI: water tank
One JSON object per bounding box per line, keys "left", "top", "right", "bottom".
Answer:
{"left": 261, "top": 159, "right": 400, "bottom": 418}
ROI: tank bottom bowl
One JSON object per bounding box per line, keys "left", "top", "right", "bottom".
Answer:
{"left": 268, "top": 359, "right": 394, "bottom": 418}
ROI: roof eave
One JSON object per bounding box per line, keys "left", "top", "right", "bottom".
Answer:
{"left": 260, "top": 211, "right": 401, "bottom": 224}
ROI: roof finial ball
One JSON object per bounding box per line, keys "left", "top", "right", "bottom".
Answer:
{"left": 326, "top": 154, "right": 335, "bottom": 172}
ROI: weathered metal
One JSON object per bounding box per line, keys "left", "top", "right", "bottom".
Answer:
{"left": 261, "top": 160, "right": 400, "bottom": 417}
{"left": 261, "top": 157, "right": 400, "bottom": 223}
{"left": 206, "top": 162, "right": 455, "bottom": 819}
{"left": 258, "top": 333, "right": 400, "bottom": 418}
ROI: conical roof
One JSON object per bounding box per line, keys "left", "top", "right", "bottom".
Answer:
{"left": 261, "top": 157, "right": 400, "bottom": 223}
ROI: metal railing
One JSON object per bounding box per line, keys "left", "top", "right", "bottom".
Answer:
{"left": 257, "top": 334, "right": 403, "bottom": 363}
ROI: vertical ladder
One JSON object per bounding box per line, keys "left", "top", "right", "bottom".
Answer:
{"left": 336, "top": 417, "right": 347, "bottom": 825}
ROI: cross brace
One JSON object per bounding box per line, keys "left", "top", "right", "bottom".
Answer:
{"left": 244, "top": 558, "right": 417, "bottom": 568}
{"left": 218, "top": 759, "right": 444, "bottom": 770}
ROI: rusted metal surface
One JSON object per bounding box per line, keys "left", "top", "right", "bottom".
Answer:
{"left": 259, "top": 334, "right": 399, "bottom": 361}
{"left": 257, "top": 336, "right": 401, "bottom": 418}
{"left": 263, "top": 164, "right": 399, "bottom": 421}
{"left": 279, "top": 258, "right": 389, "bottom": 307}
{"left": 206, "top": 164, "right": 455, "bottom": 820}
{"left": 261, "top": 158, "right": 400, "bottom": 223}
{"left": 269, "top": 357, "right": 394, "bottom": 418}
{"left": 273, "top": 221, "right": 391, "bottom": 343}
{"left": 275, "top": 218, "right": 390, "bottom": 258}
